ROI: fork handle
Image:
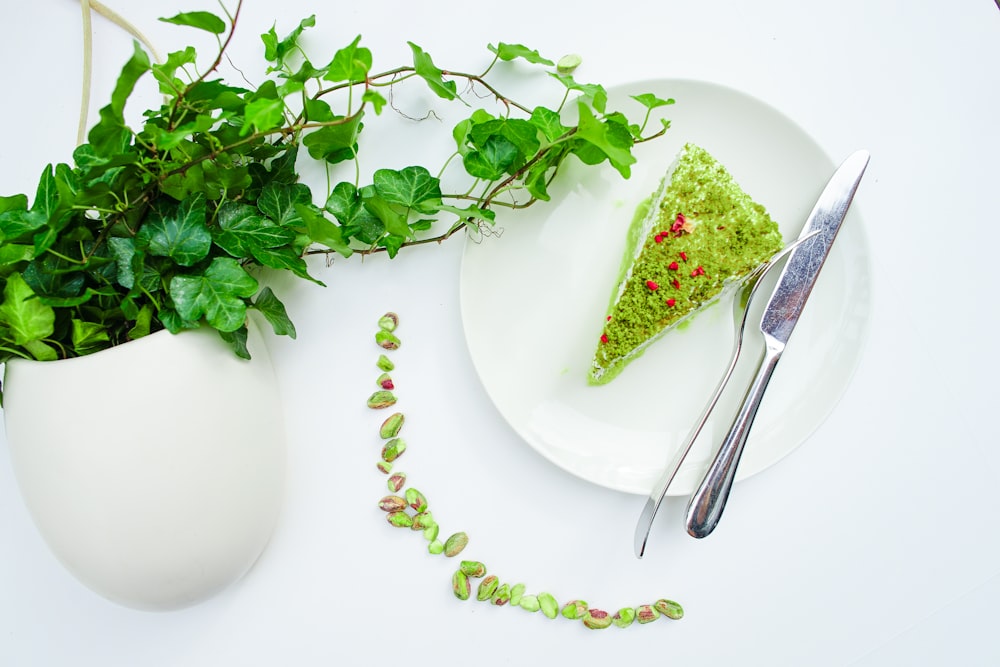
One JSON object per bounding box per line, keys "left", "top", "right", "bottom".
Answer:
{"left": 685, "top": 344, "right": 783, "bottom": 538}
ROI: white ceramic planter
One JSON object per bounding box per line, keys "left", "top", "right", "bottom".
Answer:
{"left": 2, "top": 319, "right": 286, "bottom": 611}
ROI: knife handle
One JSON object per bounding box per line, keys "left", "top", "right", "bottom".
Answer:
{"left": 684, "top": 343, "right": 782, "bottom": 538}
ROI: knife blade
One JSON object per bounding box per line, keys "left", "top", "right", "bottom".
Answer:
{"left": 684, "top": 149, "right": 870, "bottom": 539}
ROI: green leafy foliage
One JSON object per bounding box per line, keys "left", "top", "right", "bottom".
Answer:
{"left": 0, "top": 1, "right": 672, "bottom": 368}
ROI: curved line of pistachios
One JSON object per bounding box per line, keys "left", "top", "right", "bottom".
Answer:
{"left": 367, "top": 312, "right": 684, "bottom": 630}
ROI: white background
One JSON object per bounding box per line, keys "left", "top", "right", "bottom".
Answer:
{"left": 1, "top": 0, "right": 998, "bottom": 664}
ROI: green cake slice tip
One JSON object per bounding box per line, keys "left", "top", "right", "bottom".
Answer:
{"left": 589, "top": 143, "right": 784, "bottom": 386}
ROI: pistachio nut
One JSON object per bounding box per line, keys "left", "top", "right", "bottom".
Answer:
{"left": 537, "top": 592, "right": 559, "bottom": 619}
{"left": 405, "top": 488, "right": 428, "bottom": 513}
{"left": 376, "top": 373, "right": 394, "bottom": 390}
{"left": 509, "top": 583, "right": 526, "bottom": 607}
{"left": 653, "top": 599, "right": 684, "bottom": 620}
{"left": 476, "top": 575, "right": 499, "bottom": 602}
{"left": 367, "top": 390, "right": 397, "bottom": 409}
{"left": 459, "top": 560, "right": 487, "bottom": 578}
{"left": 422, "top": 523, "right": 440, "bottom": 542}
{"left": 378, "top": 312, "right": 399, "bottom": 332}
{"left": 381, "top": 438, "right": 406, "bottom": 462}
{"left": 582, "top": 609, "right": 612, "bottom": 630}
{"left": 376, "top": 330, "right": 401, "bottom": 350}
{"left": 378, "top": 495, "right": 407, "bottom": 512}
{"left": 376, "top": 354, "right": 395, "bottom": 372}
{"left": 452, "top": 570, "right": 470, "bottom": 600}
{"left": 376, "top": 461, "right": 393, "bottom": 474}
{"left": 635, "top": 604, "right": 660, "bottom": 624}
{"left": 379, "top": 412, "right": 405, "bottom": 439}
{"left": 490, "top": 583, "right": 511, "bottom": 606}
{"left": 556, "top": 53, "right": 583, "bottom": 74}
{"left": 427, "top": 539, "right": 444, "bottom": 555}
{"left": 518, "top": 594, "right": 541, "bottom": 613}
{"left": 410, "top": 511, "right": 434, "bottom": 530}
{"left": 560, "top": 600, "right": 588, "bottom": 620}
{"left": 387, "top": 472, "right": 406, "bottom": 493}
{"left": 612, "top": 607, "right": 636, "bottom": 628}
{"left": 386, "top": 511, "right": 413, "bottom": 528}
{"left": 442, "top": 531, "right": 469, "bottom": 557}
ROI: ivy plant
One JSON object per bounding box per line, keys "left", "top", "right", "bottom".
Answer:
{"left": 0, "top": 1, "right": 672, "bottom": 369}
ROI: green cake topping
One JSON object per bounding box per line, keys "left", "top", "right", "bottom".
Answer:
{"left": 589, "top": 143, "right": 783, "bottom": 385}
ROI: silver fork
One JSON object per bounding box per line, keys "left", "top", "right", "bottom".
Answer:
{"left": 633, "top": 234, "right": 816, "bottom": 558}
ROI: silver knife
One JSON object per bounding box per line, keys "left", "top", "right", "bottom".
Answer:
{"left": 684, "top": 149, "right": 870, "bottom": 539}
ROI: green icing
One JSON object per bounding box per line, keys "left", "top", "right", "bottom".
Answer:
{"left": 589, "top": 143, "right": 783, "bottom": 385}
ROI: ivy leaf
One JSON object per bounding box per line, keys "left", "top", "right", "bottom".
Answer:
{"left": 218, "top": 326, "right": 251, "bottom": 359}
{"left": 437, "top": 204, "right": 496, "bottom": 228}
{"left": 257, "top": 182, "right": 313, "bottom": 227}
{"left": 361, "top": 190, "right": 411, "bottom": 240}
{"left": 159, "top": 11, "right": 227, "bottom": 34}
{"left": 242, "top": 93, "right": 285, "bottom": 137}
{"left": 362, "top": 89, "right": 386, "bottom": 115}
{"left": 463, "top": 135, "right": 519, "bottom": 180}
{"left": 408, "top": 42, "right": 458, "bottom": 101}
{"left": 88, "top": 41, "right": 150, "bottom": 157}
{"left": 372, "top": 166, "right": 442, "bottom": 213}
{"left": 250, "top": 246, "right": 321, "bottom": 285}
{"left": 325, "top": 35, "right": 372, "bottom": 83}
{"left": 213, "top": 202, "right": 295, "bottom": 258}
{"left": 71, "top": 319, "right": 110, "bottom": 355}
{"left": 296, "top": 204, "right": 352, "bottom": 258}
{"left": 573, "top": 103, "right": 636, "bottom": 178}
{"left": 631, "top": 93, "right": 675, "bottom": 110}
{"left": 253, "top": 286, "right": 296, "bottom": 338}
{"left": 108, "top": 237, "right": 136, "bottom": 289}
{"left": 549, "top": 72, "right": 607, "bottom": 114}
{"left": 261, "top": 15, "right": 316, "bottom": 70}
{"left": 530, "top": 106, "right": 570, "bottom": 142}
{"left": 487, "top": 43, "right": 554, "bottom": 66}
{"left": 303, "top": 113, "right": 364, "bottom": 163}
{"left": 169, "top": 257, "right": 259, "bottom": 331}
{"left": 136, "top": 194, "right": 212, "bottom": 266}
{"left": 0, "top": 273, "right": 55, "bottom": 357}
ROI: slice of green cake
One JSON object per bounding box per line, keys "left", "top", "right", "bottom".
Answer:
{"left": 589, "top": 143, "right": 783, "bottom": 385}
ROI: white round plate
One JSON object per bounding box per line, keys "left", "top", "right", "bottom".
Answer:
{"left": 459, "top": 78, "right": 872, "bottom": 495}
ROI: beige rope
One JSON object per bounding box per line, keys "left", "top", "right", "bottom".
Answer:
{"left": 77, "top": 0, "right": 164, "bottom": 144}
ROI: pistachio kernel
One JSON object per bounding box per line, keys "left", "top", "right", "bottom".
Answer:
{"left": 476, "top": 575, "right": 499, "bottom": 602}
{"left": 376, "top": 330, "right": 401, "bottom": 350}
{"left": 459, "top": 560, "right": 487, "bottom": 578}
{"left": 582, "top": 609, "right": 613, "bottom": 630}
{"left": 386, "top": 511, "right": 413, "bottom": 528}
{"left": 411, "top": 511, "right": 434, "bottom": 531}
{"left": 379, "top": 412, "right": 405, "bottom": 439}
{"left": 490, "top": 583, "right": 511, "bottom": 606}
{"left": 381, "top": 438, "right": 407, "bottom": 462}
{"left": 422, "top": 523, "right": 439, "bottom": 542}
{"left": 636, "top": 604, "right": 660, "bottom": 624}
{"left": 387, "top": 472, "right": 406, "bottom": 493}
{"left": 376, "top": 461, "right": 393, "bottom": 474}
{"left": 428, "top": 539, "right": 444, "bottom": 555}
{"left": 405, "top": 488, "right": 428, "bottom": 513}
{"left": 367, "top": 390, "right": 397, "bottom": 409}
{"left": 378, "top": 495, "right": 407, "bottom": 512}
{"left": 538, "top": 592, "right": 559, "bottom": 619}
{"left": 654, "top": 598, "right": 684, "bottom": 620}
{"left": 518, "top": 594, "right": 541, "bottom": 613}
{"left": 442, "top": 532, "right": 469, "bottom": 557}
{"left": 378, "top": 312, "right": 399, "bottom": 332}
{"left": 556, "top": 53, "right": 583, "bottom": 74}
{"left": 376, "top": 373, "right": 394, "bottom": 390}
{"left": 561, "top": 600, "right": 588, "bottom": 620}
{"left": 376, "top": 354, "right": 395, "bottom": 372}
{"left": 509, "top": 583, "right": 526, "bottom": 607}
{"left": 452, "top": 570, "right": 470, "bottom": 600}
{"left": 612, "top": 607, "right": 636, "bottom": 628}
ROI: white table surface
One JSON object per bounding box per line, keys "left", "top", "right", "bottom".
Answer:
{"left": 2, "top": 1, "right": 998, "bottom": 664}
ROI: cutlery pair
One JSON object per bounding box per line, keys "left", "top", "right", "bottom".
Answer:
{"left": 634, "top": 149, "right": 870, "bottom": 558}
